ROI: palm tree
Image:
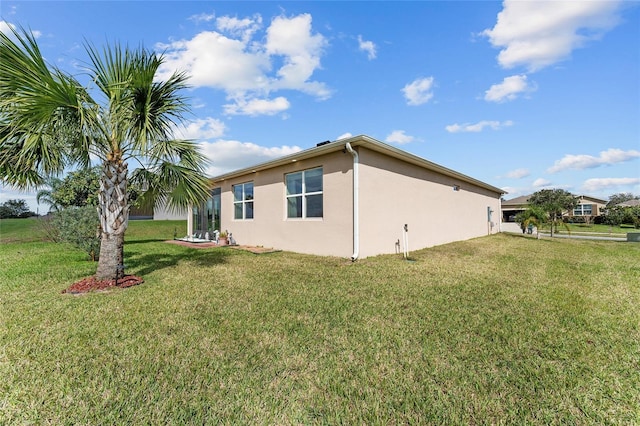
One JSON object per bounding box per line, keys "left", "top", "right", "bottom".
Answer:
{"left": 0, "top": 27, "right": 210, "bottom": 280}
{"left": 528, "top": 189, "right": 577, "bottom": 237}
{"left": 36, "top": 176, "right": 63, "bottom": 213}
{"left": 515, "top": 207, "right": 547, "bottom": 239}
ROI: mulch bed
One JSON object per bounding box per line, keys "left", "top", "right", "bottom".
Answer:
{"left": 62, "top": 275, "right": 144, "bottom": 295}
{"left": 165, "top": 240, "right": 280, "bottom": 254}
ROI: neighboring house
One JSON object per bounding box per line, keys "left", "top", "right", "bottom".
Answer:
{"left": 501, "top": 193, "right": 606, "bottom": 223}
{"left": 615, "top": 199, "right": 640, "bottom": 207}
{"left": 501, "top": 195, "right": 530, "bottom": 222}
{"left": 188, "top": 135, "right": 505, "bottom": 259}
{"left": 128, "top": 202, "right": 187, "bottom": 220}
{"left": 568, "top": 195, "right": 606, "bottom": 220}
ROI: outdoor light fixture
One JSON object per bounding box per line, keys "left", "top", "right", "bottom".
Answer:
{"left": 453, "top": 185, "right": 460, "bottom": 191}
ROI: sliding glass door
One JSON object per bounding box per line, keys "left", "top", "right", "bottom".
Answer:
{"left": 191, "top": 187, "right": 222, "bottom": 235}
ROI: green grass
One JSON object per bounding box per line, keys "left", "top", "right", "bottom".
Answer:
{"left": 563, "top": 223, "right": 634, "bottom": 235}
{"left": 534, "top": 222, "right": 632, "bottom": 236}
{"left": 0, "top": 217, "right": 44, "bottom": 243}
{"left": 1, "top": 218, "right": 639, "bottom": 424}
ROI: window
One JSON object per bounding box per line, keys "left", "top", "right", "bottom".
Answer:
{"left": 573, "top": 204, "right": 593, "bottom": 216}
{"left": 286, "top": 167, "right": 323, "bottom": 218}
{"left": 233, "top": 182, "right": 254, "bottom": 220}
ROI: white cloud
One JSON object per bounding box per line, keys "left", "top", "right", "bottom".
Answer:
{"left": 582, "top": 177, "right": 640, "bottom": 192}
{"left": 216, "top": 14, "right": 262, "bottom": 42}
{"left": 446, "top": 120, "right": 513, "bottom": 133}
{"left": 501, "top": 186, "right": 519, "bottom": 196}
{"left": 336, "top": 132, "right": 353, "bottom": 140}
{"left": 547, "top": 148, "right": 640, "bottom": 173}
{"left": 484, "top": 75, "right": 533, "bottom": 102}
{"left": 223, "top": 96, "right": 290, "bottom": 116}
{"left": 0, "top": 20, "right": 40, "bottom": 38}
{"left": 402, "top": 77, "right": 435, "bottom": 106}
{"left": 0, "top": 184, "right": 40, "bottom": 214}
{"left": 482, "top": 0, "right": 623, "bottom": 72}
{"left": 157, "top": 30, "right": 271, "bottom": 92}
{"left": 265, "top": 14, "right": 330, "bottom": 97}
{"left": 357, "top": 35, "right": 377, "bottom": 60}
{"left": 174, "top": 118, "right": 226, "bottom": 140}
{"left": 157, "top": 13, "right": 330, "bottom": 116}
{"left": 505, "top": 168, "right": 530, "bottom": 179}
{"left": 385, "top": 130, "right": 416, "bottom": 145}
{"left": 200, "top": 140, "right": 302, "bottom": 176}
{"left": 188, "top": 12, "right": 215, "bottom": 24}
{"left": 3, "top": 5, "right": 17, "bottom": 16}
{"left": 0, "top": 20, "right": 15, "bottom": 35}
{"left": 532, "top": 178, "right": 552, "bottom": 188}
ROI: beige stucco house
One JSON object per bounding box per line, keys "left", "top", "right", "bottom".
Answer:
{"left": 569, "top": 195, "right": 607, "bottom": 219}
{"left": 501, "top": 193, "right": 607, "bottom": 223}
{"left": 189, "top": 135, "right": 505, "bottom": 259}
{"left": 501, "top": 195, "right": 530, "bottom": 222}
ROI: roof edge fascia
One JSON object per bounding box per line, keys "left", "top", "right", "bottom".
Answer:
{"left": 209, "top": 134, "right": 505, "bottom": 195}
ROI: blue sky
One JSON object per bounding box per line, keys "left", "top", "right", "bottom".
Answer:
{"left": 1, "top": 1, "right": 639, "bottom": 213}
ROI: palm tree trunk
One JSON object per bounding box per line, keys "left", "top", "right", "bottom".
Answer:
{"left": 96, "top": 159, "right": 129, "bottom": 280}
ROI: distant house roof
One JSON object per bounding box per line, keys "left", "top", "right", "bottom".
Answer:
{"left": 575, "top": 195, "right": 607, "bottom": 204}
{"left": 502, "top": 193, "right": 607, "bottom": 209}
{"left": 502, "top": 194, "right": 530, "bottom": 208}
{"left": 210, "top": 135, "right": 506, "bottom": 195}
{"left": 615, "top": 199, "right": 640, "bottom": 207}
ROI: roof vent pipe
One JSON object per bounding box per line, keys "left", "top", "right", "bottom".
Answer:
{"left": 345, "top": 142, "right": 359, "bottom": 261}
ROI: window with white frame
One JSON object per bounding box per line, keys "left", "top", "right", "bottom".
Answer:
{"left": 233, "top": 182, "right": 254, "bottom": 220}
{"left": 286, "top": 167, "right": 323, "bottom": 218}
{"left": 573, "top": 204, "right": 593, "bottom": 216}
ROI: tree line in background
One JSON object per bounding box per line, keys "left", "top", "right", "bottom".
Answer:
{"left": 0, "top": 199, "right": 37, "bottom": 219}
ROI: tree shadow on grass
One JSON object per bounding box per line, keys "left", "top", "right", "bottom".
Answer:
{"left": 124, "top": 243, "right": 230, "bottom": 277}
{"left": 124, "top": 238, "right": 170, "bottom": 245}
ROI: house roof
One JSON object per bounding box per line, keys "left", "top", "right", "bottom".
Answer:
{"left": 502, "top": 194, "right": 531, "bottom": 208}
{"left": 616, "top": 199, "right": 640, "bottom": 207}
{"left": 210, "top": 134, "right": 506, "bottom": 195}
{"left": 575, "top": 195, "right": 607, "bottom": 204}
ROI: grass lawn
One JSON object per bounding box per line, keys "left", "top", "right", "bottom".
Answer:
{"left": 532, "top": 222, "right": 633, "bottom": 237}
{"left": 1, "top": 218, "right": 639, "bottom": 424}
{"left": 561, "top": 223, "right": 633, "bottom": 236}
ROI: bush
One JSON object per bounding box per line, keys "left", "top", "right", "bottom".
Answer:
{"left": 51, "top": 206, "right": 101, "bottom": 261}
{"left": 39, "top": 215, "right": 62, "bottom": 242}
{"left": 604, "top": 206, "right": 640, "bottom": 228}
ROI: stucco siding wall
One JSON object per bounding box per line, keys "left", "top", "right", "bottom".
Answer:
{"left": 356, "top": 148, "right": 501, "bottom": 258}
{"left": 217, "top": 150, "right": 355, "bottom": 257}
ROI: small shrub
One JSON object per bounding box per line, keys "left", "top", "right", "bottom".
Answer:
{"left": 51, "top": 206, "right": 101, "bottom": 261}
{"left": 594, "top": 215, "right": 606, "bottom": 225}
{"left": 39, "top": 215, "right": 62, "bottom": 242}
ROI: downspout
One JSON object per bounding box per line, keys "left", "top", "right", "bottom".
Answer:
{"left": 498, "top": 198, "right": 502, "bottom": 233}
{"left": 345, "top": 142, "right": 359, "bottom": 261}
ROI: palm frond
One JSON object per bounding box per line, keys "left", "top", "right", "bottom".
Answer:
{"left": 0, "top": 26, "right": 98, "bottom": 188}
{"left": 130, "top": 157, "right": 210, "bottom": 214}
{"left": 84, "top": 41, "right": 191, "bottom": 157}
